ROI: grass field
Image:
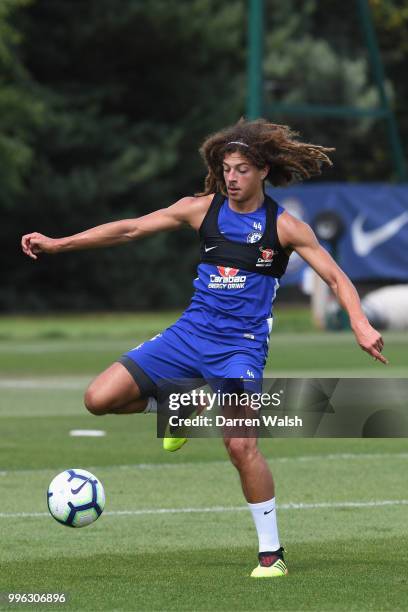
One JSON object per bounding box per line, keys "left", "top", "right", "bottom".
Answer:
{"left": 0, "top": 311, "right": 407, "bottom": 611}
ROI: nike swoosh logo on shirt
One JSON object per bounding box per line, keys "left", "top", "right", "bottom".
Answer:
{"left": 351, "top": 212, "right": 408, "bottom": 256}
{"left": 204, "top": 246, "right": 218, "bottom": 252}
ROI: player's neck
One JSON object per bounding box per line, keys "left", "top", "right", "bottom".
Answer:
{"left": 228, "top": 190, "right": 265, "bottom": 214}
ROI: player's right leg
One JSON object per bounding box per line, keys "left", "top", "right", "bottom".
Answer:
{"left": 84, "top": 328, "right": 191, "bottom": 417}
{"left": 118, "top": 327, "right": 203, "bottom": 450}
{"left": 84, "top": 362, "right": 148, "bottom": 415}
{"left": 85, "top": 327, "right": 203, "bottom": 452}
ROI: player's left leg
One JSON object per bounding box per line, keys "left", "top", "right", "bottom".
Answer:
{"left": 204, "top": 347, "right": 288, "bottom": 577}
{"left": 223, "top": 435, "right": 287, "bottom": 577}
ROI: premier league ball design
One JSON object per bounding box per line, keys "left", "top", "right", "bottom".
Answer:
{"left": 47, "top": 469, "right": 105, "bottom": 527}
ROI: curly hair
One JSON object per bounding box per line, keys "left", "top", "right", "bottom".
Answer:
{"left": 197, "top": 118, "right": 335, "bottom": 195}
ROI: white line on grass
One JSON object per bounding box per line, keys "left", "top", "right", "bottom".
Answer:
{"left": 1, "top": 332, "right": 407, "bottom": 352}
{"left": 1, "top": 362, "right": 408, "bottom": 391}
{"left": 263, "top": 368, "right": 408, "bottom": 378}
{"left": 1, "top": 499, "right": 407, "bottom": 520}
{"left": 0, "top": 377, "right": 90, "bottom": 390}
{"left": 106, "top": 451, "right": 408, "bottom": 471}
{"left": 1, "top": 452, "right": 408, "bottom": 476}
{"left": 0, "top": 340, "right": 128, "bottom": 354}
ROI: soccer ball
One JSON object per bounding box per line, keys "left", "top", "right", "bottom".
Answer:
{"left": 47, "top": 468, "right": 105, "bottom": 528}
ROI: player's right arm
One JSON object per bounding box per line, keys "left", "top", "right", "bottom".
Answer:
{"left": 21, "top": 195, "right": 212, "bottom": 260}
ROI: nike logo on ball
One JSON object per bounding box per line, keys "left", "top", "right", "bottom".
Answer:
{"left": 71, "top": 478, "right": 92, "bottom": 495}
{"left": 351, "top": 212, "right": 408, "bottom": 256}
{"left": 204, "top": 245, "right": 218, "bottom": 252}
{"left": 263, "top": 508, "right": 274, "bottom": 515}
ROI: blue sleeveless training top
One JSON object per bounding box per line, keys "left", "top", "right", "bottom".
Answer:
{"left": 175, "top": 198, "right": 285, "bottom": 348}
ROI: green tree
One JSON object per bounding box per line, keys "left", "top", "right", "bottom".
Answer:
{"left": 6, "top": 0, "right": 246, "bottom": 311}
{"left": 0, "top": 0, "right": 43, "bottom": 208}
{"left": 4, "top": 0, "right": 407, "bottom": 312}
{"left": 262, "top": 0, "right": 403, "bottom": 181}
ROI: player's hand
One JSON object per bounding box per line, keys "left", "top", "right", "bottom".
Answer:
{"left": 21, "top": 232, "right": 60, "bottom": 260}
{"left": 352, "top": 320, "right": 388, "bottom": 364}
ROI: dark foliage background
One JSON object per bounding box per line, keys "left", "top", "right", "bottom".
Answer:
{"left": 1, "top": 0, "right": 407, "bottom": 311}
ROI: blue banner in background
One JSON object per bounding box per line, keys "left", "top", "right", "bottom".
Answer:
{"left": 267, "top": 184, "right": 408, "bottom": 285}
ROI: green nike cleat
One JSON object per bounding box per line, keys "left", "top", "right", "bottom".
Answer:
{"left": 162, "top": 413, "right": 188, "bottom": 452}
{"left": 161, "top": 391, "right": 208, "bottom": 452}
{"left": 250, "top": 548, "right": 288, "bottom": 578}
{"left": 162, "top": 436, "right": 187, "bottom": 452}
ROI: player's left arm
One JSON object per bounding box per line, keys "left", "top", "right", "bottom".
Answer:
{"left": 277, "top": 212, "right": 388, "bottom": 364}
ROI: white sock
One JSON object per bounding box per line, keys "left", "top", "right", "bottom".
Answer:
{"left": 143, "top": 397, "right": 157, "bottom": 414}
{"left": 247, "top": 497, "right": 280, "bottom": 553}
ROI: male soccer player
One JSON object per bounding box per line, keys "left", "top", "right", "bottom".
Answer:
{"left": 22, "top": 119, "right": 387, "bottom": 578}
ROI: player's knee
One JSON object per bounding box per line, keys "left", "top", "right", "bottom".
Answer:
{"left": 224, "top": 438, "right": 258, "bottom": 470}
{"left": 84, "top": 386, "right": 110, "bottom": 416}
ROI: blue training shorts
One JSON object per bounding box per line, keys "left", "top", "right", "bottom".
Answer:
{"left": 118, "top": 323, "right": 267, "bottom": 397}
